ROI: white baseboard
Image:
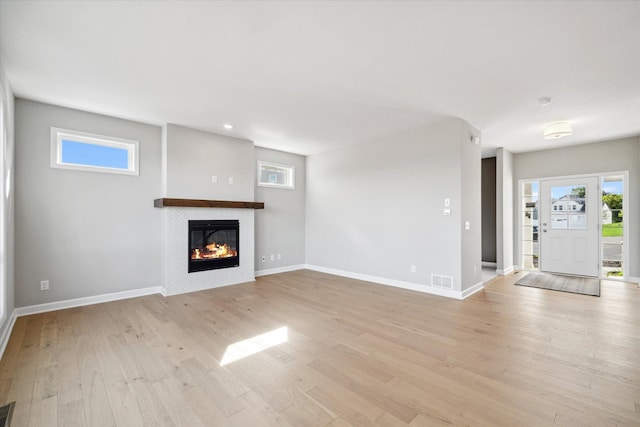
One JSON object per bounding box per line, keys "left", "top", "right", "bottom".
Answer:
{"left": 0, "top": 310, "right": 18, "bottom": 361}
{"left": 496, "top": 265, "right": 515, "bottom": 276}
{"left": 14, "top": 286, "right": 164, "bottom": 317}
{"left": 481, "top": 261, "right": 497, "bottom": 268}
{"left": 304, "top": 264, "right": 481, "bottom": 300}
{"left": 255, "top": 264, "right": 305, "bottom": 277}
{"left": 462, "top": 281, "right": 485, "bottom": 298}
{"left": 628, "top": 276, "right": 640, "bottom": 285}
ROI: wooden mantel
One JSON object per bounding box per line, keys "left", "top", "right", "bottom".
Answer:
{"left": 154, "top": 198, "right": 264, "bottom": 209}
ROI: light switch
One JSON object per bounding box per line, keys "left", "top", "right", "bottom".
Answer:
{"left": 228, "top": 177, "right": 234, "bottom": 184}
{"left": 211, "top": 175, "right": 217, "bottom": 184}
{"left": 444, "top": 198, "right": 450, "bottom": 207}
{"left": 465, "top": 221, "right": 470, "bottom": 230}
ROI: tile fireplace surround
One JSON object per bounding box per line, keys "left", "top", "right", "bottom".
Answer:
{"left": 155, "top": 198, "right": 264, "bottom": 296}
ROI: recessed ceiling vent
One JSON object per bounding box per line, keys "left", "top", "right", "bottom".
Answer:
{"left": 431, "top": 274, "right": 454, "bottom": 289}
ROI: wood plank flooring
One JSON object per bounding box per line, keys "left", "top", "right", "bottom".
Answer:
{"left": 0, "top": 269, "right": 639, "bottom": 426}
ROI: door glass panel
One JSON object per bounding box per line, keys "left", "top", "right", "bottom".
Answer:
{"left": 550, "top": 184, "right": 586, "bottom": 230}
{"left": 568, "top": 214, "right": 587, "bottom": 229}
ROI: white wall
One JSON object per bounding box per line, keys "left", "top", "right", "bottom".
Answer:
{"left": 306, "top": 118, "right": 481, "bottom": 293}
{"left": 496, "top": 148, "right": 514, "bottom": 274}
{"left": 513, "top": 136, "right": 640, "bottom": 279}
{"left": 164, "top": 124, "right": 254, "bottom": 201}
{"left": 460, "top": 122, "right": 482, "bottom": 288}
{"left": 254, "top": 147, "right": 305, "bottom": 272}
{"left": 0, "top": 58, "right": 15, "bottom": 344}
{"left": 15, "top": 100, "right": 162, "bottom": 306}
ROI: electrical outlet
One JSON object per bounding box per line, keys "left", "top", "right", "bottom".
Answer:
{"left": 410, "top": 265, "right": 416, "bottom": 273}
{"left": 261, "top": 256, "right": 266, "bottom": 262}
{"left": 277, "top": 253, "right": 281, "bottom": 260}
{"left": 473, "top": 266, "right": 477, "bottom": 274}
{"left": 270, "top": 254, "right": 274, "bottom": 261}
{"left": 40, "top": 280, "right": 49, "bottom": 291}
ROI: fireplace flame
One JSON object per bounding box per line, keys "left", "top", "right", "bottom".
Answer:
{"left": 191, "top": 242, "right": 237, "bottom": 260}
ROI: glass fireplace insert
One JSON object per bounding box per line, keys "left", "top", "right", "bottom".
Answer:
{"left": 188, "top": 220, "right": 239, "bottom": 273}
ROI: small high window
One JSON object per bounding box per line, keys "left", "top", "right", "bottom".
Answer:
{"left": 51, "top": 127, "right": 139, "bottom": 175}
{"left": 257, "top": 161, "right": 294, "bottom": 189}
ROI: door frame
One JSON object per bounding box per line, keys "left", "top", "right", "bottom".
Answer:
{"left": 517, "top": 170, "right": 629, "bottom": 281}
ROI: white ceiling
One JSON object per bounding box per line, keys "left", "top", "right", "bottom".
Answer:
{"left": 1, "top": 1, "right": 639, "bottom": 157}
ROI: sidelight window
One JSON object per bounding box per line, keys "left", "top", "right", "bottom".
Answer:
{"left": 521, "top": 180, "right": 539, "bottom": 270}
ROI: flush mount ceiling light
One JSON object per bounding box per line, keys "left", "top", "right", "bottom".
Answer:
{"left": 538, "top": 97, "right": 553, "bottom": 106}
{"left": 543, "top": 121, "right": 572, "bottom": 139}
{"left": 223, "top": 123, "right": 234, "bottom": 130}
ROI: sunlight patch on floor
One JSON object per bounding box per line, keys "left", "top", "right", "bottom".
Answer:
{"left": 220, "top": 326, "right": 288, "bottom": 366}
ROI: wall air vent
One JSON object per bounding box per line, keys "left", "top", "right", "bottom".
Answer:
{"left": 431, "top": 274, "right": 454, "bottom": 289}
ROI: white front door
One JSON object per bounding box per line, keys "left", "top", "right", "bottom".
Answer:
{"left": 539, "top": 176, "right": 599, "bottom": 277}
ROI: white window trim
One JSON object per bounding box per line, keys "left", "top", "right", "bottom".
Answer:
{"left": 50, "top": 127, "right": 139, "bottom": 176}
{"left": 257, "top": 160, "right": 295, "bottom": 190}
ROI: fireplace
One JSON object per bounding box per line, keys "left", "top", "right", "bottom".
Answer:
{"left": 188, "top": 220, "right": 239, "bottom": 273}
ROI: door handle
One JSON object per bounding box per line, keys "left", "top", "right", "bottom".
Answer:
{"left": 543, "top": 229, "right": 547, "bottom": 232}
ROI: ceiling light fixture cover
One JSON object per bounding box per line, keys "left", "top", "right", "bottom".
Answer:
{"left": 538, "top": 97, "right": 552, "bottom": 106}
{"left": 543, "top": 121, "right": 572, "bottom": 139}
{"left": 223, "top": 123, "right": 234, "bottom": 130}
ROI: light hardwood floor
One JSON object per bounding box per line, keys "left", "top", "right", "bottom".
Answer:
{"left": 0, "top": 269, "right": 639, "bottom": 426}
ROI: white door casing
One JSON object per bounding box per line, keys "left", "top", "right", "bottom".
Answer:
{"left": 539, "top": 176, "right": 599, "bottom": 277}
